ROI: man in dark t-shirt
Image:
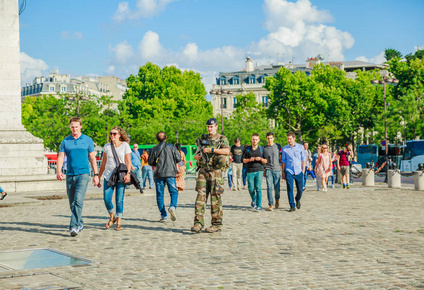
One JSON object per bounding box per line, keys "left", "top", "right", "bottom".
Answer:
{"left": 230, "top": 138, "right": 244, "bottom": 191}
{"left": 242, "top": 133, "right": 266, "bottom": 212}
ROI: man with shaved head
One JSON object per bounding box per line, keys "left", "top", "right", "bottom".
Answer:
{"left": 148, "top": 131, "right": 181, "bottom": 222}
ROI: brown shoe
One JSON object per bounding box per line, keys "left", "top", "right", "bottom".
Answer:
{"left": 191, "top": 224, "right": 202, "bottom": 233}
{"left": 275, "top": 199, "right": 279, "bottom": 209}
{"left": 205, "top": 225, "right": 221, "bottom": 233}
{"left": 267, "top": 204, "right": 273, "bottom": 211}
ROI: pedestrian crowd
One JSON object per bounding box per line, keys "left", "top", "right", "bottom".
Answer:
{"left": 0, "top": 116, "right": 353, "bottom": 235}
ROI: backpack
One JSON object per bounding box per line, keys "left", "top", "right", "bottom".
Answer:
{"left": 246, "top": 145, "right": 263, "bottom": 157}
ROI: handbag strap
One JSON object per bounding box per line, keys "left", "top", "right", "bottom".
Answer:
{"left": 110, "top": 143, "right": 121, "bottom": 166}
{"left": 156, "top": 143, "right": 166, "bottom": 161}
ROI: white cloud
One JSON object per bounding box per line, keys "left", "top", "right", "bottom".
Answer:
{"left": 61, "top": 31, "right": 83, "bottom": 39}
{"left": 105, "top": 65, "right": 115, "bottom": 74}
{"left": 20, "top": 52, "right": 49, "bottom": 85}
{"left": 356, "top": 51, "right": 385, "bottom": 64}
{"left": 113, "top": 0, "right": 176, "bottom": 22}
{"left": 108, "top": 0, "right": 356, "bottom": 89}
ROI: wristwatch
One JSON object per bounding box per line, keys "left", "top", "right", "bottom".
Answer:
{"left": 212, "top": 148, "right": 215, "bottom": 153}
{"left": 94, "top": 173, "right": 99, "bottom": 176}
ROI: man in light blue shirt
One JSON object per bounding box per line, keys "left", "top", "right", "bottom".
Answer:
{"left": 130, "top": 144, "right": 142, "bottom": 182}
{"left": 57, "top": 117, "right": 99, "bottom": 236}
{"left": 281, "top": 131, "right": 306, "bottom": 212}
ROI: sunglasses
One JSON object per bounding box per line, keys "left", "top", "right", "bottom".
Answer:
{"left": 110, "top": 132, "right": 118, "bottom": 136}
{"left": 322, "top": 147, "right": 328, "bottom": 149}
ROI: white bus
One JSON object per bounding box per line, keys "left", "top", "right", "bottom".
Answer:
{"left": 400, "top": 140, "right": 424, "bottom": 172}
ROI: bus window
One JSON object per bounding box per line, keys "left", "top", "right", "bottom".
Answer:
{"left": 358, "top": 145, "right": 377, "bottom": 154}
{"left": 180, "top": 147, "right": 188, "bottom": 156}
{"left": 412, "top": 141, "right": 424, "bottom": 156}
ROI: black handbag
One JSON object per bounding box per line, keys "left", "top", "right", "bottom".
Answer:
{"left": 110, "top": 144, "right": 131, "bottom": 185}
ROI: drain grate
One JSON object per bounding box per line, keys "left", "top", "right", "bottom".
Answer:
{"left": 0, "top": 248, "right": 93, "bottom": 271}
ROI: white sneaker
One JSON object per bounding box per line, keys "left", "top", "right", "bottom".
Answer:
{"left": 168, "top": 207, "right": 176, "bottom": 221}
{"left": 70, "top": 228, "right": 78, "bottom": 236}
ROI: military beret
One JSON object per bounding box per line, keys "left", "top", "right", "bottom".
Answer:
{"left": 206, "top": 118, "right": 217, "bottom": 125}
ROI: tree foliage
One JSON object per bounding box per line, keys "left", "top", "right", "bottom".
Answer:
{"left": 384, "top": 48, "right": 403, "bottom": 61}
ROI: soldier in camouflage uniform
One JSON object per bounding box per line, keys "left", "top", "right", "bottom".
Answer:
{"left": 191, "top": 118, "right": 230, "bottom": 233}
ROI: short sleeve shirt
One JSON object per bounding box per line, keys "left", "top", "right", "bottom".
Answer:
{"left": 231, "top": 145, "right": 244, "bottom": 163}
{"left": 242, "top": 146, "right": 264, "bottom": 173}
{"left": 59, "top": 134, "right": 94, "bottom": 176}
{"left": 131, "top": 150, "right": 141, "bottom": 170}
{"left": 103, "top": 142, "right": 131, "bottom": 181}
{"left": 338, "top": 151, "right": 350, "bottom": 166}
{"left": 263, "top": 144, "right": 281, "bottom": 171}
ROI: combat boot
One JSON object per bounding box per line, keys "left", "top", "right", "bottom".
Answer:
{"left": 205, "top": 225, "right": 221, "bottom": 233}
{"left": 191, "top": 224, "right": 202, "bottom": 233}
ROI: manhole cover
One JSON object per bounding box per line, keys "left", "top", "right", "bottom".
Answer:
{"left": 0, "top": 248, "right": 93, "bottom": 271}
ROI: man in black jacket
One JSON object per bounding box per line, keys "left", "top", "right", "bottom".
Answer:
{"left": 148, "top": 131, "right": 181, "bottom": 222}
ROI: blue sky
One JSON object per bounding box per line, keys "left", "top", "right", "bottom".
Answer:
{"left": 19, "top": 0, "right": 424, "bottom": 90}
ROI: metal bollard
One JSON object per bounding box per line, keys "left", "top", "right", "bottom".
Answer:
{"left": 362, "top": 168, "right": 374, "bottom": 186}
{"left": 387, "top": 169, "right": 401, "bottom": 188}
{"left": 414, "top": 163, "right": 424, "bottom": 190}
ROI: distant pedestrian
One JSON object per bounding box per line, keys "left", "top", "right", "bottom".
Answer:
{"left": 263, "top": 132, "right": 281, "bottom": 211}
{"left": 281, "top": 131, "right": 306, "bottom": 212}
{"left": 148, "top": 131, "right": 181, "bottom": 223}
{"left": 227, "top": 166, "right": 233, "bottom": 190}
{"left": 303, "top": 142, "right": 316, "bottom": 190}
{"left": 56, "top": 117, "right": 100, "bottom": 236}
{"left": 141, "top": 150, "right": 153, "bottom": 189}
{"left": 191, "top": 118, "right": 230, "bottom": 233}
{"left": 243, "top": 133, "right": 266, "bottom": 212}
{"left": 337, "top": 145, "right": 353, "bottom": 189}
{"left": 312, "top": 146, "right": 321, "bottom": 191}
{"left": 129, "top": 144, "right": 142, "bottom": 189}
{"left": 98, "top": 127, "right": 132, "bottom": 231}
{"left": 316, "top": 145, "right": 332, "bottom": 192}
{"left": 327, "top": 152, "right": 337, "bottom": 188}
{"left": 0, "top": 186, "right": 7, "bottom": 200}
{"left": 175, "top": 143, "right": 186, "bottom": 193}
{"left": 230, "top": 138, "right": 244, "bottom": 191}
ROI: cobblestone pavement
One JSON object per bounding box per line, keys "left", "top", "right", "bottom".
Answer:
{"left": 0, "top": 179, "right": 424, "bottom": 289}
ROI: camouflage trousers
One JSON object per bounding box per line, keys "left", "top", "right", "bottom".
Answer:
{"left": 194, "top": 168, "right": 224, "bottom": 228}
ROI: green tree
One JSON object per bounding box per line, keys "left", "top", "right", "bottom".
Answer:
{"left": 405, "top": 49, "right": 424, "bottom": 63}
{"left": 122, "top": 63, "right": 212, "bottom": 144}
{"left": 384, "top": 48, "right": 403, "bottom": 61}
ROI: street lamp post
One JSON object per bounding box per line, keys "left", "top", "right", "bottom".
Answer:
{"left": 371, "top": 75, "right": 399, "bottom": 177}
{"left": 210, "top": 86, "right": 232, "bottom": 135}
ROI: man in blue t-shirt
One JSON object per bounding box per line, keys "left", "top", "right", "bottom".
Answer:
{"left": 281, "top": 131, "right": 306, "bottom": 212}
{"left": 56, "top": 117, "right": 100, "bottom": 237}
{"left": 130, "top": 143, "right": 142, "bottom": 183}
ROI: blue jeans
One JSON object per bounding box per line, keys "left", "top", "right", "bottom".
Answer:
{"left": 142, "top": 166, "right": 154, "bottom": 188}
{"left": 242, "top": 166, "right": 247, "bottom": 186}
{"left": 228, "top": 169, "right": 233, "bottom": 188}
{"left": 0, "top": 186, "right": 3, "bottom": 193}
{"left": 66, "top": 174, "right": 89, "bottom": 230}
{"left": 285, "top": 171, "right": 303, "bottom": 208}
{"left": 303, "top": 166, "right": 316, "bottom": 187}
{"left": 247, "top": 171, "right": 263, "bottom": 208}
{"left": 265, "top": 170, "right": 281, "bottom": 205}
{"left": 103, "top": 179, "right": 126, "bottom": 218}
{"left": 154, "top": 177, "right": 178, "bottom": 219}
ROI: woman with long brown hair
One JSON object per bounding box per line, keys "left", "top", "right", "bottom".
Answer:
{"left": 98, "top": 126, "right": 132, "bottom": 230}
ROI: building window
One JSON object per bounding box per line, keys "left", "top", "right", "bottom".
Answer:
{"left": 61, "top": 86, "right": 67, "bottom": 92}
{"left": 221, "top": 97, "right": 227, "bottom": 109}
{"left": 233, "top": 97, "right": 238, "bottom": 108}
{"left": 262, "top": 96, "right": 268, "bottom": 107}
{"left": 50, "top": 86, "right": 55, "bottom": 92}
{"left": 248, "top": 75, "right": 256, "bottom": 84}
{"left": 232, "top": 76, "right": 240, "bottom": 85}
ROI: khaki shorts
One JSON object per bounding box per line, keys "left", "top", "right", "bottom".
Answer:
{"left": 340, "top": 166, "right": 349, "bottom": 176}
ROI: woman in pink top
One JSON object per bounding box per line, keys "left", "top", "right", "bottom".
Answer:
{"left": 316, "top": 145, "right": 332, "bottom": 192}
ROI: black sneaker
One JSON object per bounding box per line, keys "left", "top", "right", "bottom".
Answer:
{"left": 343, "top": 184, "right": 346, "bottom": 189}
{"left": 296, "top": 201, "right": 301, "bottom": 209}
{"left": 289, "top": 206, "right": 296, "bottom": 212}
{"left": 0, "top": 193, "right": 7, "bottom": 200}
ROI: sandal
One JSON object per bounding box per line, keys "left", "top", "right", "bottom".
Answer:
{"left": 105, "top": 218, "right": 116, "bottom": 229}
{"left": 116, "top": 224, "right": 123, "bottom": 231}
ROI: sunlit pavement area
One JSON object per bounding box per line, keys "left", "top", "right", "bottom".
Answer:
{"left": 1, "top": 178, "right": 423, "bottom": 289}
